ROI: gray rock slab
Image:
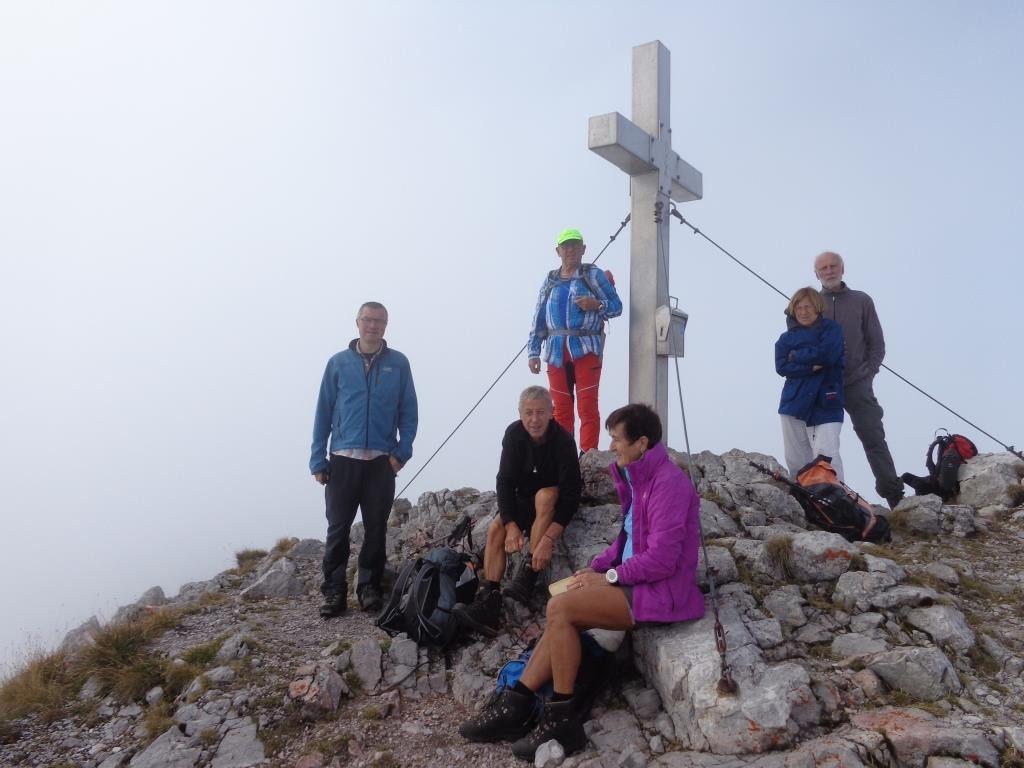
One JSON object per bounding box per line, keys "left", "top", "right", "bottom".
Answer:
{"left": 350, "top": 637, "right": 383, "bottom": 691}
{"left": 210, "top": 720, "right": 266, "bottom": 768}
{"left": 863, "top": 554, "right": 906, "bottom": 581}
{"left": 762, "top": 586, "right": 806, "bottom": 628}
{"left": 129, "top": 726, "right": 201, "bottom": 768}
{"left": 553, "top": 503, "right": 622, "bottom": 576}
{"left": 579, "top": 450, "right": 618, "bottom": 504}
{"left": 832, "top": 571, "right": 896, "bottom": 613}
{"left": 906, "top": 605, "right": 975, "bottom": 653}
{"left": 897, "top": 494, "right": 943, "bottom": 536}
{"left": 288, "top": 538, "right": 325, "bottom": 558}
{"left": 870, "top": 585, "right": 938, "bottom": 610}
{"left": 850, "top": 707, "right": 999, "bottom": 767}
{"left": 215, "top": 629, "right": 253, "bottom": 663}
{"left": 849, "top": 612, "right": 884, "bottom": 633}
{"left": 288, "top": 663, "right": 348, "bottom": 718}
{"left": 239, "top": 558, "right": 305, "bottom": 599}
{"left": 924, "top": 563, "right": 959, "bottom": 585}
{"left": 633, "top": 603, "right": 819, "bottom": 754}
{"left": 697, "top": 546, "right": 738, "bottom": 588}
{"left": 788, "top": 531, "right": 855, "bottom": 582}
{"left": 957, "top": 452, "right": 1024, "bottom": 508}
{"left": 746, "top": 619, "right": 784, "bottom": 649}
{"left": 699, "top": 499, "right": 739, "bottom": 538}
{"left": 868, "top": 647, "right": 961, "bottom": 701}
{"left": 831, "top": 633, "right": 887, "bottom": 658}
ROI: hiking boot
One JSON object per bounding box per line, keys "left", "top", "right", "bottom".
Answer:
{"left": 453, "top": 587, "right": 501, "bottom": 637}
{"left": 504, "top": 564, "right": 539, "bottom": 605}
{"left": 319, "top": 592, "right": 346, "bottom": 618}
{"left": 358, "top": 584, "right": 383, "bottom": 613}
{"left": 510, "top": 697, "right": 586, "bottom": 761}
{"left": 458, "top": 688, "right": 536, "bottom": 743}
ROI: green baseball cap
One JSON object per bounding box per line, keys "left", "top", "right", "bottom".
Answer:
{"left": 556, "top": 228, "right": 584, "bottom": 246}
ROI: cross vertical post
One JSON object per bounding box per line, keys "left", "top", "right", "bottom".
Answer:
{"left": 588, "top": 40, "right": 702, "bottom": 427}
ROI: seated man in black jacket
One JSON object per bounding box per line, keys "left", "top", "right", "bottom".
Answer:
{"left": 454, "top": 386, "right": 582, "bottom": 635}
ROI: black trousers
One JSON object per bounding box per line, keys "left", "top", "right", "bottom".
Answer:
{"left": 844, "top": 378, "right": 901, "bottom": 500}
{"left": 322, "top": 454, "right": 395, "bottom": 597}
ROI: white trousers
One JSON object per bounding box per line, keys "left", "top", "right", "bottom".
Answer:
{"left": 780, "top": 415, "right": 844, "bottom": 481}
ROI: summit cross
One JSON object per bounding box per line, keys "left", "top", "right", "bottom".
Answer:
{"left": 588, "top": 40, "right": 702, "bottom": 424}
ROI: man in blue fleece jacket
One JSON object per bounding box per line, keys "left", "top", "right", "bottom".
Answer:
{"left": 310, "top": 302, "right": 418, "bottom": 617}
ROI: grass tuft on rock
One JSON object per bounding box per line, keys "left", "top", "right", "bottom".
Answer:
{"left": 765, "top": 535, "right": 795, "bottom": 580}
{"left": 232, "top": 548, "right": 268, "bottom": 576}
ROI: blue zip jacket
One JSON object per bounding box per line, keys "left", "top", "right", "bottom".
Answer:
{"left": 309, "top": 340, "right": 418, "bottom": 475}
{"left": 775, "top": 317, "right": 845, "bottom": 426}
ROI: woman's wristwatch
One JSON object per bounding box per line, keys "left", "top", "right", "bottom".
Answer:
{"left": 605, "top": 568, "right": 619, "bottom": 584}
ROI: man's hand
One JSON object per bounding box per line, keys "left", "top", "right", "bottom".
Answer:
{"left": 388, "top": 455, "right": 403, "bottom": 475}
{"left": 313, "top": 472, "right": 329, "bottom": 486}
{"left": 504, "top": 522, "right": 525, "bottom": 554}
{"left": 532, "top": 535, "right": 554, "bottom": 572}
{"left": 528, "top": 358, "right": 541, "bottom": 374}
{"left": 574, "top": 296, "right": 602, "bottom": 312}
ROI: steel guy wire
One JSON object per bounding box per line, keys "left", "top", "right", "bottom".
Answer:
{"left": 396, "top": 214, "right": 632, "bottom": 499}
{"left": 668, "top": 205, "right": 1022, "bottom": 460}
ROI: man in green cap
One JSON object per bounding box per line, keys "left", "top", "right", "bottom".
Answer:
{"left": 527, "top": 228, "right": 622, "bottom": 452}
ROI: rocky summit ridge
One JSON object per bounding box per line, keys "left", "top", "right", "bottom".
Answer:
{"left": 3, "top": 448, "right": 1024, "bottom": 768}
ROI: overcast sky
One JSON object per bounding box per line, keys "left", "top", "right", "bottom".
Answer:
{"left": 2, "top": 2, "right": 1021, "bottom": 667}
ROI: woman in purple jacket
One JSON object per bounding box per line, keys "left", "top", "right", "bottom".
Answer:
{"left": 459, "top": 403, "right": 704, "bottom": 761}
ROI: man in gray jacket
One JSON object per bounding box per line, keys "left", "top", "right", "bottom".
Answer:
{"left": 814, "top": 251, "right": 903, "bottom": 508}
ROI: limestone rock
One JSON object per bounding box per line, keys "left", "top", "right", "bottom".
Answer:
{"left": 867, "top": 647, "right": 961, "bottom": 700}
{"left": 215, "top": 629, "right": 253, "bottom": 663}
{"left": 905, "top": 605, "right": 975, "bottom": 653}
{"left": 697, "top": 546, "right": 738, "bottom": 589}
{"left": 831, "top": 633, "right": 887, "bottom": 658}
{"left": 633, "top": 604, "right": 820, "bottom": 754}
{"left": 850, "top": 707, "right": 998, "bottom": 767}
{"left": 579, "top": 450, "right": 618, "bottom": 504}
{"left": 208, "top": 719, "right": 265, "bottom": 768}
{"left": 896, "top": 494, "right": 943, "bottom": 536}
{"left": 288, "top": 663, "right": 349, "bottom": 719}
{"left": 698, "top": 500, "right": 739, "bottom": 538}
{"left": 239, "top": 558, "right": 305, "bottom": 599}
{"left": 763, "top": 586, "right": 806, "bottom": 629}
{"left": 957, "top": 452, "right": 1024, "bottom": 508}
{"left": 870, "top": 585, "right": 938, "bottom": 610}
{"left": 349, "top": 637, "right": 384, "bottom": 691}
{"left": 788, "top": 531, "right": 855, "bottom": 582}
{"left": 61, "top": 615, "right": 102, "bottom": 653}
{"left": 833, "top": 571, "right": 896, "bottom": 613}
{"left": 129, "top": 725, "right": 201, "bottom": 768}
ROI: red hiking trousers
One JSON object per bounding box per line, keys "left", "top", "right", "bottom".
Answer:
{"left": 546, "top": 351, "right": 602, "bottom": 451}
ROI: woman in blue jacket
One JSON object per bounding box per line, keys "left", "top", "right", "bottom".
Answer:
{"left": 776, "top": 287, "right": 846, "bottom": 480}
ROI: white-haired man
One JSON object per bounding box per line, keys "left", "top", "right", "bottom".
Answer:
{"left": 814, "top": 252, "right": 903, "bottom": 508}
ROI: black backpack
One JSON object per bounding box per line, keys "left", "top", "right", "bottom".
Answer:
{"left": 794, "top": 456, "right": 891, "bottom": 543}
{"left": 376, "top": 526, "right": 479, "bottom": 647}
{"left": 901, "top": 431, "right": 978, "bottom": 501}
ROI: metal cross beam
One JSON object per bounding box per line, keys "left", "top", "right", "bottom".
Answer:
{"left": 588, "top": 40, "right": 702, "bottom": 424}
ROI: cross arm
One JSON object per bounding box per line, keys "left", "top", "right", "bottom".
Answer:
{"left": 588, "top": 112, "right": 702, "bottom": 201}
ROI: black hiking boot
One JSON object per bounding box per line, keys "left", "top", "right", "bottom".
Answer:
{"left": 358, "top": 584, "right": 383, "bottom": 613}
{"left": 453, "top": 586, "right": 501, "bottom": 637}
{"left": 458, "top": 688, "right": 536, "bottom": 743}
{"left": 885, "top": 491, "right": 905, "bottom": 511}
{"left": 319, "top": 592, "right": 347, "bottom": 618}
{"left": 510, "top": 697, "right": 586, "bottom": 761}
{"left": 504, "top": 563, "right": 539, "bottom": 605}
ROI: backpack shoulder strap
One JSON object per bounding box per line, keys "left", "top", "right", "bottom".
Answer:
{"left": 926, "top": 436, "right": 948, "bottom": 475}
{"left": 376, "top": 557, "right": 420, "bottom": 633}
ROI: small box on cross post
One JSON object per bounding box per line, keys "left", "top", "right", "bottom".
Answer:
{"left": 655, "top": 299, "right": 688, "bottom": 357}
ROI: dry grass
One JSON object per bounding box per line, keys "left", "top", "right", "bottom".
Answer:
{"left": 232, "top": 549, "right": 269, "bottom": 576}
{"left": 764, "top": 535, "right": 795, "bottom": 580}
{"left": 0, "top": 648, "right": 70, "bottom": 723}
{"left": 1006, "top": 483, "right": 1024, "bottom": 507}
{"left": 0, "top": 606, "right": 185, "bottom": 727}
{"left": 273, "top": 537, "right": 297, "bottom": 555}
{"left": 142, "top": 701, "right": 174, "bottom": 743}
